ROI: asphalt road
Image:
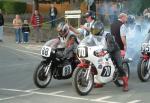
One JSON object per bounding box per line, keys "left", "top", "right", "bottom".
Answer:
{"left": 0, "top": 36, "right": 150, "bottom": 103}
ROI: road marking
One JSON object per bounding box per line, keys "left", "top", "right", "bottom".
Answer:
{"left": 0, "top": 88, "right": 89, "bottom": 101}
{"left": 0, "top": 62, "right": 35, "bottom": 68}
{"left": 127, "top": 100, "right": 142, "bottom": 103}
{"left": 24, "top": 88, "right": 40, "bottom": 92}
{"left": 51, "top": 94, "right": 89, "bottom": 100}
{"left": 0, "top": 93, "right": 33, "bottom": 101}
{"left": 91, "top": 96, "right": 120, "bottom": 103}
{"left": 49, "top": 91, "right": 64, "bottom": 95}
{"left": 20, "top": 45, "right": 42, "bottom": 50}
{"left": 0, "top": 88, "right": 26, "bottom": 92}
{"left": 0, "top": 88, "right": 142, "bottom": 103}
{"left": 1, "top": 45, "right": 41, "bottom": 56}
{"left": 1, "top": 45, "right": 41, "bottom": 59}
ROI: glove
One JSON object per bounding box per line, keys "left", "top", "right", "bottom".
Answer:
{"left": 121, "top": 50, "right": 126, "bottom": 57}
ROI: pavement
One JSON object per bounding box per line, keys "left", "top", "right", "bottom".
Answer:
{"left": 2, "top": 34, "right": 44, "bottom": 51}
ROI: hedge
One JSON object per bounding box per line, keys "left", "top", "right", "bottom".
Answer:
{"left": 0, "top": 0, "right": 26, "bottom": 14}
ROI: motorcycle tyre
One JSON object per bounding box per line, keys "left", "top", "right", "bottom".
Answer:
{"left": 33, "top": 61, "right": 52, "bottom": 88}
{"left": 137, "top": 58, "right": 150, "bottom": 82}
{"left": 72, "top": 67, "right": 94, "bottom": 96}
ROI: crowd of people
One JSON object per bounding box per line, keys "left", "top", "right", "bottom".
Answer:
{"left": 0, "top": 4, "right": 58, "bottom": 44}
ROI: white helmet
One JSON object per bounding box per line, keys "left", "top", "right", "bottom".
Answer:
{"left": 57, "top": 22, "right": 69, "bottom": 37}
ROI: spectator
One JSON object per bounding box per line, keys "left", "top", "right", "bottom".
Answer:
{"left": 13, "top": 14, "right": 22, "bottom": 43}
{"left": 49, "top": 4, "right": 57, "bottom": 28}
{"left": 110, "top": 13, "right": 129, "bottom": 91}
{"left": 98, "top": 3, "right": 105, "bottom": 24}
{"left": 69, "top": 11, "right": 96, "bottom": 39}
{"left": 111, "top": 13, "right": 128, "bottom": 51}
{"left": 143, "top": 8, "right": 150, "bottom": 23}
{"left": 31, "top": 10, "right": 44, "bottom": 43}
{"left": 108, "top": 3, "right": 118, "bottom": 24}
{"left": 22, "top": 20, "right": 30, "bottom": 43}
{"left": 0, "top": 9, "right": 4, "bottom": 42}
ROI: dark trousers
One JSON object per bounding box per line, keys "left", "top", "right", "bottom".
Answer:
{"left": 110, "top": 50, "right": 126, "bottom": 77}
{"left": 23, "top": 32, "right": 29, "bottom": 42}
{"left": 50, "top": 16, "right": 56, "bottom": 28}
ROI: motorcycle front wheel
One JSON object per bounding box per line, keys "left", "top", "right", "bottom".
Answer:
{"left": 137, "top": 58, "right": 150, "bottom": 82}
{"left": 72, "top": 67, "right": 94, "bottom": 96}
{"left": 33, "top": 61, "right": 52, "bottom": 88}
{"left": 114, "top": 62, "right": 130, "bottom": 87}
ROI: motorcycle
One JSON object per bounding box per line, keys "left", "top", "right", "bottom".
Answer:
{"left": 33, "top": 38, "right": 78, "bottom": 88}
{"left": 72, "top": 36, "right": 131, "bottom": 96}
{"left": 137, "top": 42, "right": 150, "bottom": 82}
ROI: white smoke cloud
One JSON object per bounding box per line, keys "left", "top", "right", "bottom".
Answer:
{"left": 126, "top": 17, "right": 150, "bottom": 67}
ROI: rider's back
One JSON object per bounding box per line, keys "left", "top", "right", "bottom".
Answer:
{"left": 105, "top": 33, "right": 120, "bottom": 53}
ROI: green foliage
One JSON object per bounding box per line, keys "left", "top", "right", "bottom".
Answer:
{"left": 127, "top": 0, "right": 150, "bottom": 15}
{"left": 0, "top": 0, "right": 26, "bottom": 14}
{"left": 140, "top": 0, "right": 150, "bottom": 13}
{"left": 127, "top": 0, "right": 142, "bottom": 15}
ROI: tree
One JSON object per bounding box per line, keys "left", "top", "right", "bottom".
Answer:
{"left": 127, "top": 0, "right": 142, "bottom": 15}
{"left": 127, "top": 0, "right": 150, "bottom": 15}
{"left": 33, "top": 0, "right": 39, "bottom": 10}
{"left": 140, "top": 0, "right": 150, "bottom": 14}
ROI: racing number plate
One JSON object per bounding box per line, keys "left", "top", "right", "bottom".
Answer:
{"left": 141, "top": 43, "right": 150, "bottom": 53}
{"left": 41, "top": 46, "right": 51, "bottom": 57}
{"left": 77, "top": 46, "right": 88, "bottom": 58}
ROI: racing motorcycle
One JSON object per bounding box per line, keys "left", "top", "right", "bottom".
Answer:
{"left": 137, "top": 42, "right": 150, "bottom": 82}
{"left": 72, "top": 37, "right": 131, "bottom": 96}
{"left": 33, "top": 38, "right": 78, "bottom": 88}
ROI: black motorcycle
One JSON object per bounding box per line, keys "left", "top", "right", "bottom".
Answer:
{"left": 33, "top": 38, "right": 78, "bottom": 88}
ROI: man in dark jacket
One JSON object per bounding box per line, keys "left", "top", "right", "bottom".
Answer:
{"left": 0, "top": 9, "right": 4, "bottom": 42}
{"left": 110, "top": 13, "right": 128, "bottom": 91}
{"left": 49, "top": 4, "right": 57, "bottom": 28}
{"left": 105, "top": 33, "right": 129, "bottom": 92}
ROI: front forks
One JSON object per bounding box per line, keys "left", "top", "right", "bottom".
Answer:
{"left": 85, "top": 63, "right": 92, "bottom": 81}
{"left": 45, "top": 61, "right": 52, "bottom": 76}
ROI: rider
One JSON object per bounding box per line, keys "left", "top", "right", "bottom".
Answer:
{"left": 54, "top": 21, "right": 78, "bottom": 59}
{"left": 80, "top": 21, "right": 106, "bottom": 88}
{"left": 86, "top": 21, "right": 128, "bottom": 91}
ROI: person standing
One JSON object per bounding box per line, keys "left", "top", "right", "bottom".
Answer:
{"left": 22, "top": 20, "right": 30, "bottom": 43}
{"left": 69, "top": 11, "right": 96, "bottom": 39}
{"left": 31, "top": 10, "right": 43, "bottom": 43}
{"left": 0, "top": 9, "right": 4, "bottom": 42}
{"left": 110, "top": 13, "right": 129, "bottom": 91}
{"left": 111, "top": 13, "right": 128, "bottom": 51}
{"left": 49, "top": 4, "right": 57, "bottom": 28}
{"left": 13, "top": 14, "right": 22, "bottom": 43}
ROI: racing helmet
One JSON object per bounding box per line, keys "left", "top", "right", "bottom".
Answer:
{"left": 57, "top": 22, "right": 69, "bottom": 37}
{"left": 91, "top": 21, "right": 104, "bottom": 36}
{"left": 127, "top": 15, "right": 135, "bottom": 24}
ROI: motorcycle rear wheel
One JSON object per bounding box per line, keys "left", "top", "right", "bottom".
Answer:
{"left": 114, "top": 62, "right": 130, "bottom": 87}
{"left": 33, "top": 61, "right": 52, "bottom": 88}
{"left": 72, "top": 67, "right": 94, "bottom": 96}
{"left": 137, "top": 58, "right": 150, "bottom": 82}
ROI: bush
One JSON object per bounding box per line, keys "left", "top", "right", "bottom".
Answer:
{"left": 0, "top": 1, "right": 4, "bottom": 11}
{"left": 0, "top": 0, "right": 26, "bottom": 14}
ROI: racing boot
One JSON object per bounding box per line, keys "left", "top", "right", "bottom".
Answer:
{"left": 122, "top": 76, "right": 129, "bottom": 92}
{"left": 94, "top": 83, "right": 103, "bottom": 88}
